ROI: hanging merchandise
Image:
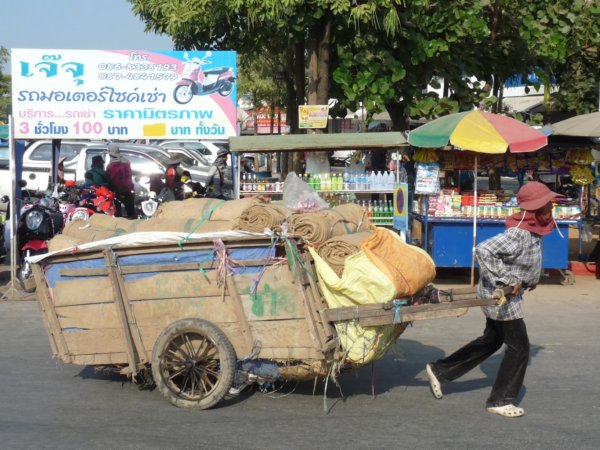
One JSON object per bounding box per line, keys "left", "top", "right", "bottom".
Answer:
{"left": 413, "top": 148, "right": 439, "bottom": 163}
{"left": 566, "top": 148, "right": 594, "bottom": 186}
{"left": 570, "top": 165, "right": 595, "bottom": 186}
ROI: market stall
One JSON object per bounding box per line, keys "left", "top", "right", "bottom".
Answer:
{"left": 406, "top": 111, "right": 582, "bottom": 284}
{"left": 229, "top": 132, "right": 409, "bottom": 228}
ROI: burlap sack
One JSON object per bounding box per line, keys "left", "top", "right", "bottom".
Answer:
{"left": 47, "top": 234, "right": 83, "bottom": 252}
{"left": 88, "top": 214, "right": 132, "bottom": 230}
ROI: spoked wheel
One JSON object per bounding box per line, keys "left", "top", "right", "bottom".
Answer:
{"left": 151, "top": 318, "right": 236, "bottom": 409}
{"left": 173, "top": 84, "right": 193, "bottom": 104}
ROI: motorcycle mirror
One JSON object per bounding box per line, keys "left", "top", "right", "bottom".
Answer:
{"left": 1, "top": 195, "right": 8, "bottom": 203}
{"left": 19, "top": 179, "right": 28, "bottom": 188}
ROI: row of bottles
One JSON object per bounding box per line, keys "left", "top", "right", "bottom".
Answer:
{"left": 321, "top": 193, "right": 394, "bottom": 224}
{"left": 308, "top": 171, "right": 396, "bottom": 191}
{"left": 240, "top": 173, "right": 283, "bottom": 192}
{"left": 240, "top": 171, "right": 397, "bottom": 193}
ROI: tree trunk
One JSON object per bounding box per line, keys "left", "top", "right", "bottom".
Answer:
{"left": 386, "top": 102, "right": 410, "bottom": 131}
{"left": 307, "top": 14, "right": 332, "bottom": 107}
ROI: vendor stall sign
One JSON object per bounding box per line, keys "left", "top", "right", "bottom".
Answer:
{"left": 415, "top": 162, "right": 441, "bottom": 195}
{"left": 299, "top": 105, "right": 329, "bottom": 129}
{"left": 11, "top": 49, "right": 237, "bottom": 139}
{"left": 393, "top": 183, "right": 409, "bottom": 232}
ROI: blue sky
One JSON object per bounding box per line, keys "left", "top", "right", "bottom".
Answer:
{"left": 0, "top": 0, "right": 173, "bottom": 73}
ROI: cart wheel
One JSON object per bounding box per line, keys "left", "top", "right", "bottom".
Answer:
{"left": 151, "top": 318, "right": 236, "bottom": 409}
{"left": 559, "top": 270, "right": 576, "bottom": 286}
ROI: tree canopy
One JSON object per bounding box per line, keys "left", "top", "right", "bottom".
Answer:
{"left": 128, "top": 0, "right": 599, "bottom": 130}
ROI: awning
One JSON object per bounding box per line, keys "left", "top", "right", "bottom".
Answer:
{"left": 501, "top": 95, "right": 544, "bottom": 113}
{"left": 229, "top": 132, "right": 407, "bottom": 153}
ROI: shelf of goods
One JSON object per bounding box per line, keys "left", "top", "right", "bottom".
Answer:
{"left": 409, "top": 190, "right": 581, "bottom": 270}
{"left": 230, "top": 133, "right": 409, "bottom": 231}
{"left": 240, "top": 182, "right": 396, "bottom": 228}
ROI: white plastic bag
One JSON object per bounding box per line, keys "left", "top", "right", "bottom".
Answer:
{"left": 582, "top": 223, "right": 593, "bottom": 243}
{"left": 282, "top": 172, "right": 329, "bottom": 212}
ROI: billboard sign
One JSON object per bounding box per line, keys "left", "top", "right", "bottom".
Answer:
{"left": 11, "top": 49, "right": 237, "bottom": 139}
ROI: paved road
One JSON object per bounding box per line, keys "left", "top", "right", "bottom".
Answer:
{"left": 0, "top": 274, "right": 599, "bottom": 449}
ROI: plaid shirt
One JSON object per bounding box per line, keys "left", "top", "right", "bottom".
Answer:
{"left": 476, "top": 227, "right": 542, "bottom": 321}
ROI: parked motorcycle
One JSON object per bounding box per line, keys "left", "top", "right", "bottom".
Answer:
{"left": 173, "top": 51, "right": 235, "bottom": 105}
{"left": 78, "top": 185, "right": 120, "bottom": 217}
{"left": 16, "top": 191, "right": 64, "bottom": 292}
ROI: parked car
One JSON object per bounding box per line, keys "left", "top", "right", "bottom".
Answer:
{"left": 18, "top": 140, "right": 104, "bottom": 190}
{"left": 329, "top": 150, "right": 355, "bottom": 167}
{"left": 159, "top": 145, "right": 212, "bottom": 168}
{"left": 157, "top": 140, "right": 224, "bottom": 164}
{"left": 75, "top": 144, "right": 170, "bottom": 195}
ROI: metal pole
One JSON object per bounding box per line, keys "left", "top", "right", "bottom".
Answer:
{"left": 470, "top": 155, "right": 478, "bottom": 286}
{"left": 2, "top": 116, "right": 21, "bottom": 300}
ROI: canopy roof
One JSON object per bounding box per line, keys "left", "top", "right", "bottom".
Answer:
{"left": 551, "top": 112, "right": 600, "bottom": 138}
{"left": 229, "top": 132, "right": 407, "bottom": 153}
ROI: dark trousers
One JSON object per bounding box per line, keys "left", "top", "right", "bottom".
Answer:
{"left": 430, "top": 317, "right": 529, "bottom": 407}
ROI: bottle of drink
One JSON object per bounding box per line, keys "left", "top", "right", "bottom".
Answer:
{"left": 315, "top": 173, "right": 321, "bottom": 191}
{"left": 343, "top": 171, "right": 349, "bottom": 191}
{"left": 367, "top": 200, "right": 374, "bottom": 220}
{"left": 251, "top": 173, "right": 257, "bottom": 191}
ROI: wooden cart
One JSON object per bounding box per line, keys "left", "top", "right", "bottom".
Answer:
{"left": 32, "top": 232, "right": 496, "bottom": 409}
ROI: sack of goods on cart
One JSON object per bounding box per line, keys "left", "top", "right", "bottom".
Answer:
{"left": 30, "top": 176, "right": 498, "bottom": 410}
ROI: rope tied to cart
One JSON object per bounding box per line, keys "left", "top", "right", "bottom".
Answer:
{"left": 249, "top": 233, "right": 286, "bottom": 295}
{"left": 392, "top": 299, "right": 409, "bottom": 324}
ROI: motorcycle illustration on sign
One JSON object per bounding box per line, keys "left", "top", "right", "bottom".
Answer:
{"left": 173, "top": 51, "right": 236, "bottom": 104}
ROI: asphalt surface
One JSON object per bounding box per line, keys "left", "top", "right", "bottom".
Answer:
{"left": 0, "top": 269, "right": 599, "bottom": 449}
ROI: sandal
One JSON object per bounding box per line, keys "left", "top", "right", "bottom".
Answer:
{"left": 426, "top": 364, "right": 443, "bottom": 399}
{"left": 486, "top": 404, "right": 525, "bottom": 418}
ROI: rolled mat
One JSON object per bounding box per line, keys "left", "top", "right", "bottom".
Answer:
{"left": 317, "top": 231, "right": 373, "bottom": 277}
{"left": 288, "top": 203, "right": 371, "bottom": 245}
{"left": 154, "top": 197, "right": 261, "bottom": 222}
{"left": 237, "top": 203, "right": 293, "bottom": 232}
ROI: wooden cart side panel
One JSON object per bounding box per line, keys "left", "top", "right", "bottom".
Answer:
{"left": 32, "top": 264, "right": 68, "bottom": 359}
{"left": 124, "top": 271, "right": 223, "bottom": 301}
{"left": 54, "top": 277, "right": 115, "bottom": 307}
{"left": 248, "top": 320, "right": 323, "bottom": 360}
{"left": 234, "top": 266, "right": 307, "bottom": 322}
{"left": 69, "top": 352, "right": 129, "bottom": 366}
{"left": 62, "top": 328, "right": 127, "bottom": 355}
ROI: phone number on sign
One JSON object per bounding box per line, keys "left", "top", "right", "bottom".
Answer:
{"left": 98, "top": 73, "right": 179, "bottom": 81}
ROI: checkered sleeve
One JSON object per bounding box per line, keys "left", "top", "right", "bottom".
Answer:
{"left": 475, "top": 231, "right": 522, "bottom": 288}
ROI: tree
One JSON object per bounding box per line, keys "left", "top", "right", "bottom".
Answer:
{"left": 0, "top": 46, "right": 11, "bottom": 122}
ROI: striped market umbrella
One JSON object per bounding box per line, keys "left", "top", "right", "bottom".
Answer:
{"left": 408, "top": 111, "right": 547, "bottom": 285}
{"left": 408, "top": 110, "right": 547, "bottom": 153}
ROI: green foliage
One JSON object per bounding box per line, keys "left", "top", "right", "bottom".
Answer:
{"left": 128, "top": 0, "right": 599, "bottom": 131}
{"left": 0, "top": 47, "right": 11, "bottom": 121}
